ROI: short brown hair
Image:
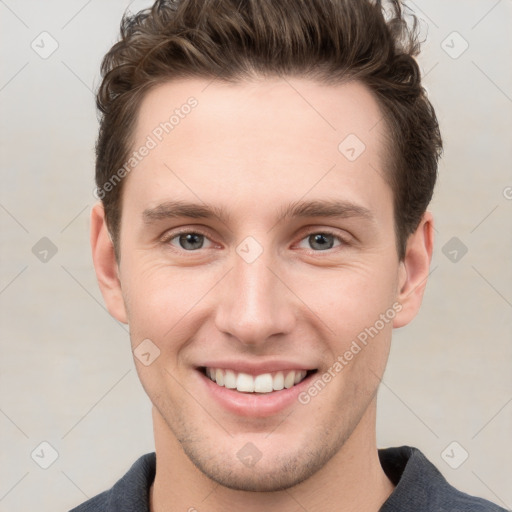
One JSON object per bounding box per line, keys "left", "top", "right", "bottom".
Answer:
{"left": 95, "top": 0, "right": 442, "bottom": 262}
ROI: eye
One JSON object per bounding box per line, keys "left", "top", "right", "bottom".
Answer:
{"left": 164, "top": 231, "right": 215, "bottom": 251}
{"left": 161, "top": 229, "right": 347, "bottom": 253}
{"left": 297, "top": 231, "right": 344, "bottom": 251}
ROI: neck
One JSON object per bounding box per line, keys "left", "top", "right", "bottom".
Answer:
{"left": 149, "top": 401, "right": 394, "bottom": 512}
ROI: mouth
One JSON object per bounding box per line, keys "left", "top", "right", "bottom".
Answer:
{"left": 199, "top": 366, "right": 318, "bottom": 394}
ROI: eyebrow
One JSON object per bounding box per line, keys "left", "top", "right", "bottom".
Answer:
{"left": 142, "top": 199, "right": 374, "bottom": 225}
{"left": 142, "top": 201, "right": 231, "bottom": 224}
{"left": 277, "top": 199, "right": 374, "bottom": 223}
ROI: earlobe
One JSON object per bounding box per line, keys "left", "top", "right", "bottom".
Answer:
{"left": 90, "top": 202, "right": 128, "bottom": 324}
{"left": 393, "top": 211, "right": 434, "bottom": 329}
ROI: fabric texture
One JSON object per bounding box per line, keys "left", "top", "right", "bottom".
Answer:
{"left": 69, "top": 446, "right": 508, "bottom": 511}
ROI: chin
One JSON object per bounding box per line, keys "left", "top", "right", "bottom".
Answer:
{"left": 181, "top": 434, "right": 342, "bottom": 492}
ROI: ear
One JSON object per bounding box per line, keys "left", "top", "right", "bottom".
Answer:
{"left": 393, "top": 211, "right": 434, "bottom": 328}
{"left": 90, "top": 202, "right": 128, "bottom": 324}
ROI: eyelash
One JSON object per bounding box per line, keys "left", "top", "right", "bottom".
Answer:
{"left": 159, "top": 228, "right": 349, "bottom": 254}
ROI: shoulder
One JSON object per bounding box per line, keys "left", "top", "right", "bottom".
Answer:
{"left": 68, "top": 452, "right": 156, "bottom": 512}
{"left": 379, "top": 446, "right": 508, "bottom": 512}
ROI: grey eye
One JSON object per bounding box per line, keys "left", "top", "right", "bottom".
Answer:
{"left": 174, "top": 233, "right": 206, "bottom": 250}
{"left": 307, "top": 233, "right": 336, "bottom": 251}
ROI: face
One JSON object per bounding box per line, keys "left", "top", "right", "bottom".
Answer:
{"left": 92, "top": 77, "right": 432, "bottom": 492}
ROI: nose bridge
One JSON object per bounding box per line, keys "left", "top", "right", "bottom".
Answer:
{"left": 214, "top": 245, "right": 294, "bottom": 344}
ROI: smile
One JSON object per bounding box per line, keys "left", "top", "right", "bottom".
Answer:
{"left": 202, "top": 367, "right": 315, "bottom": 393}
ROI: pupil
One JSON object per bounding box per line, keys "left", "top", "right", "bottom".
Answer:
{"left": 180, "top": 233, "right": 203, "bottom": 250}
{"left": 310, "top": 233, "right": 333, "bottom": 250}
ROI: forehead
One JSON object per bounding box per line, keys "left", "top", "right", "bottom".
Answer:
{"left": 135, "top": 76, "right": 386, "bottom": 153}
{"left": 124, "top": 77, "right": 391, "bottom": 220}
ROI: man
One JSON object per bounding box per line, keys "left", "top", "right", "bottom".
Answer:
{"left": 72, "top": 0, "right": 506, "bottom": 510}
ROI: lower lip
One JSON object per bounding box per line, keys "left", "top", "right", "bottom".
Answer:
{"left": 197, "top": 370, "right": 316, "bottom": 418}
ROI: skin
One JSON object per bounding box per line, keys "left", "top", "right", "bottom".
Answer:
{"left": 91, "top": 77, "right": 433, "bottom": 512}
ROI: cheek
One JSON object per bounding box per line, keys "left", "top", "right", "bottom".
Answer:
{"left": 294, "top": 260, "right": 399, "bottom": 335}
{"left": 121, "top": 246, "right": 400, "bottom": 350}
{"left": 121, "top": 260, "right": 221, "bottom": 342}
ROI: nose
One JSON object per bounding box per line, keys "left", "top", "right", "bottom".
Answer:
{"left": 213, "top": 248, "right": 296, "bottom": 347}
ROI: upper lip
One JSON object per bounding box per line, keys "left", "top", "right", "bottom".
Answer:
{"left": 198, "top": 359, "right": 317, "bottom": 376}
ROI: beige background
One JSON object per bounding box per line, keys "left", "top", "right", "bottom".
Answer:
{"left": 1, "top": 1, "right": 511, "bottom": 511}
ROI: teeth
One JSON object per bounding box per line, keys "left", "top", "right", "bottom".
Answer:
{"left": 254, "top": 373, "right": 273, "bottom": 393}
{"left": 205, "top": 368, "right": 309, "bottom": 393}
{"left": 224, "top": 369, "right": 237, "bottom": 389}
{"left": 215, "top": 368, "right": 224, "bottom": 387}
{"left": 284, "top": 371, "right": 295, "bottom": 389}
{"left": 273, "top": 371, "right": 284, "bottom": 390}
{"left": 236, "top": 372, "right": 255, "bottom": 392}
